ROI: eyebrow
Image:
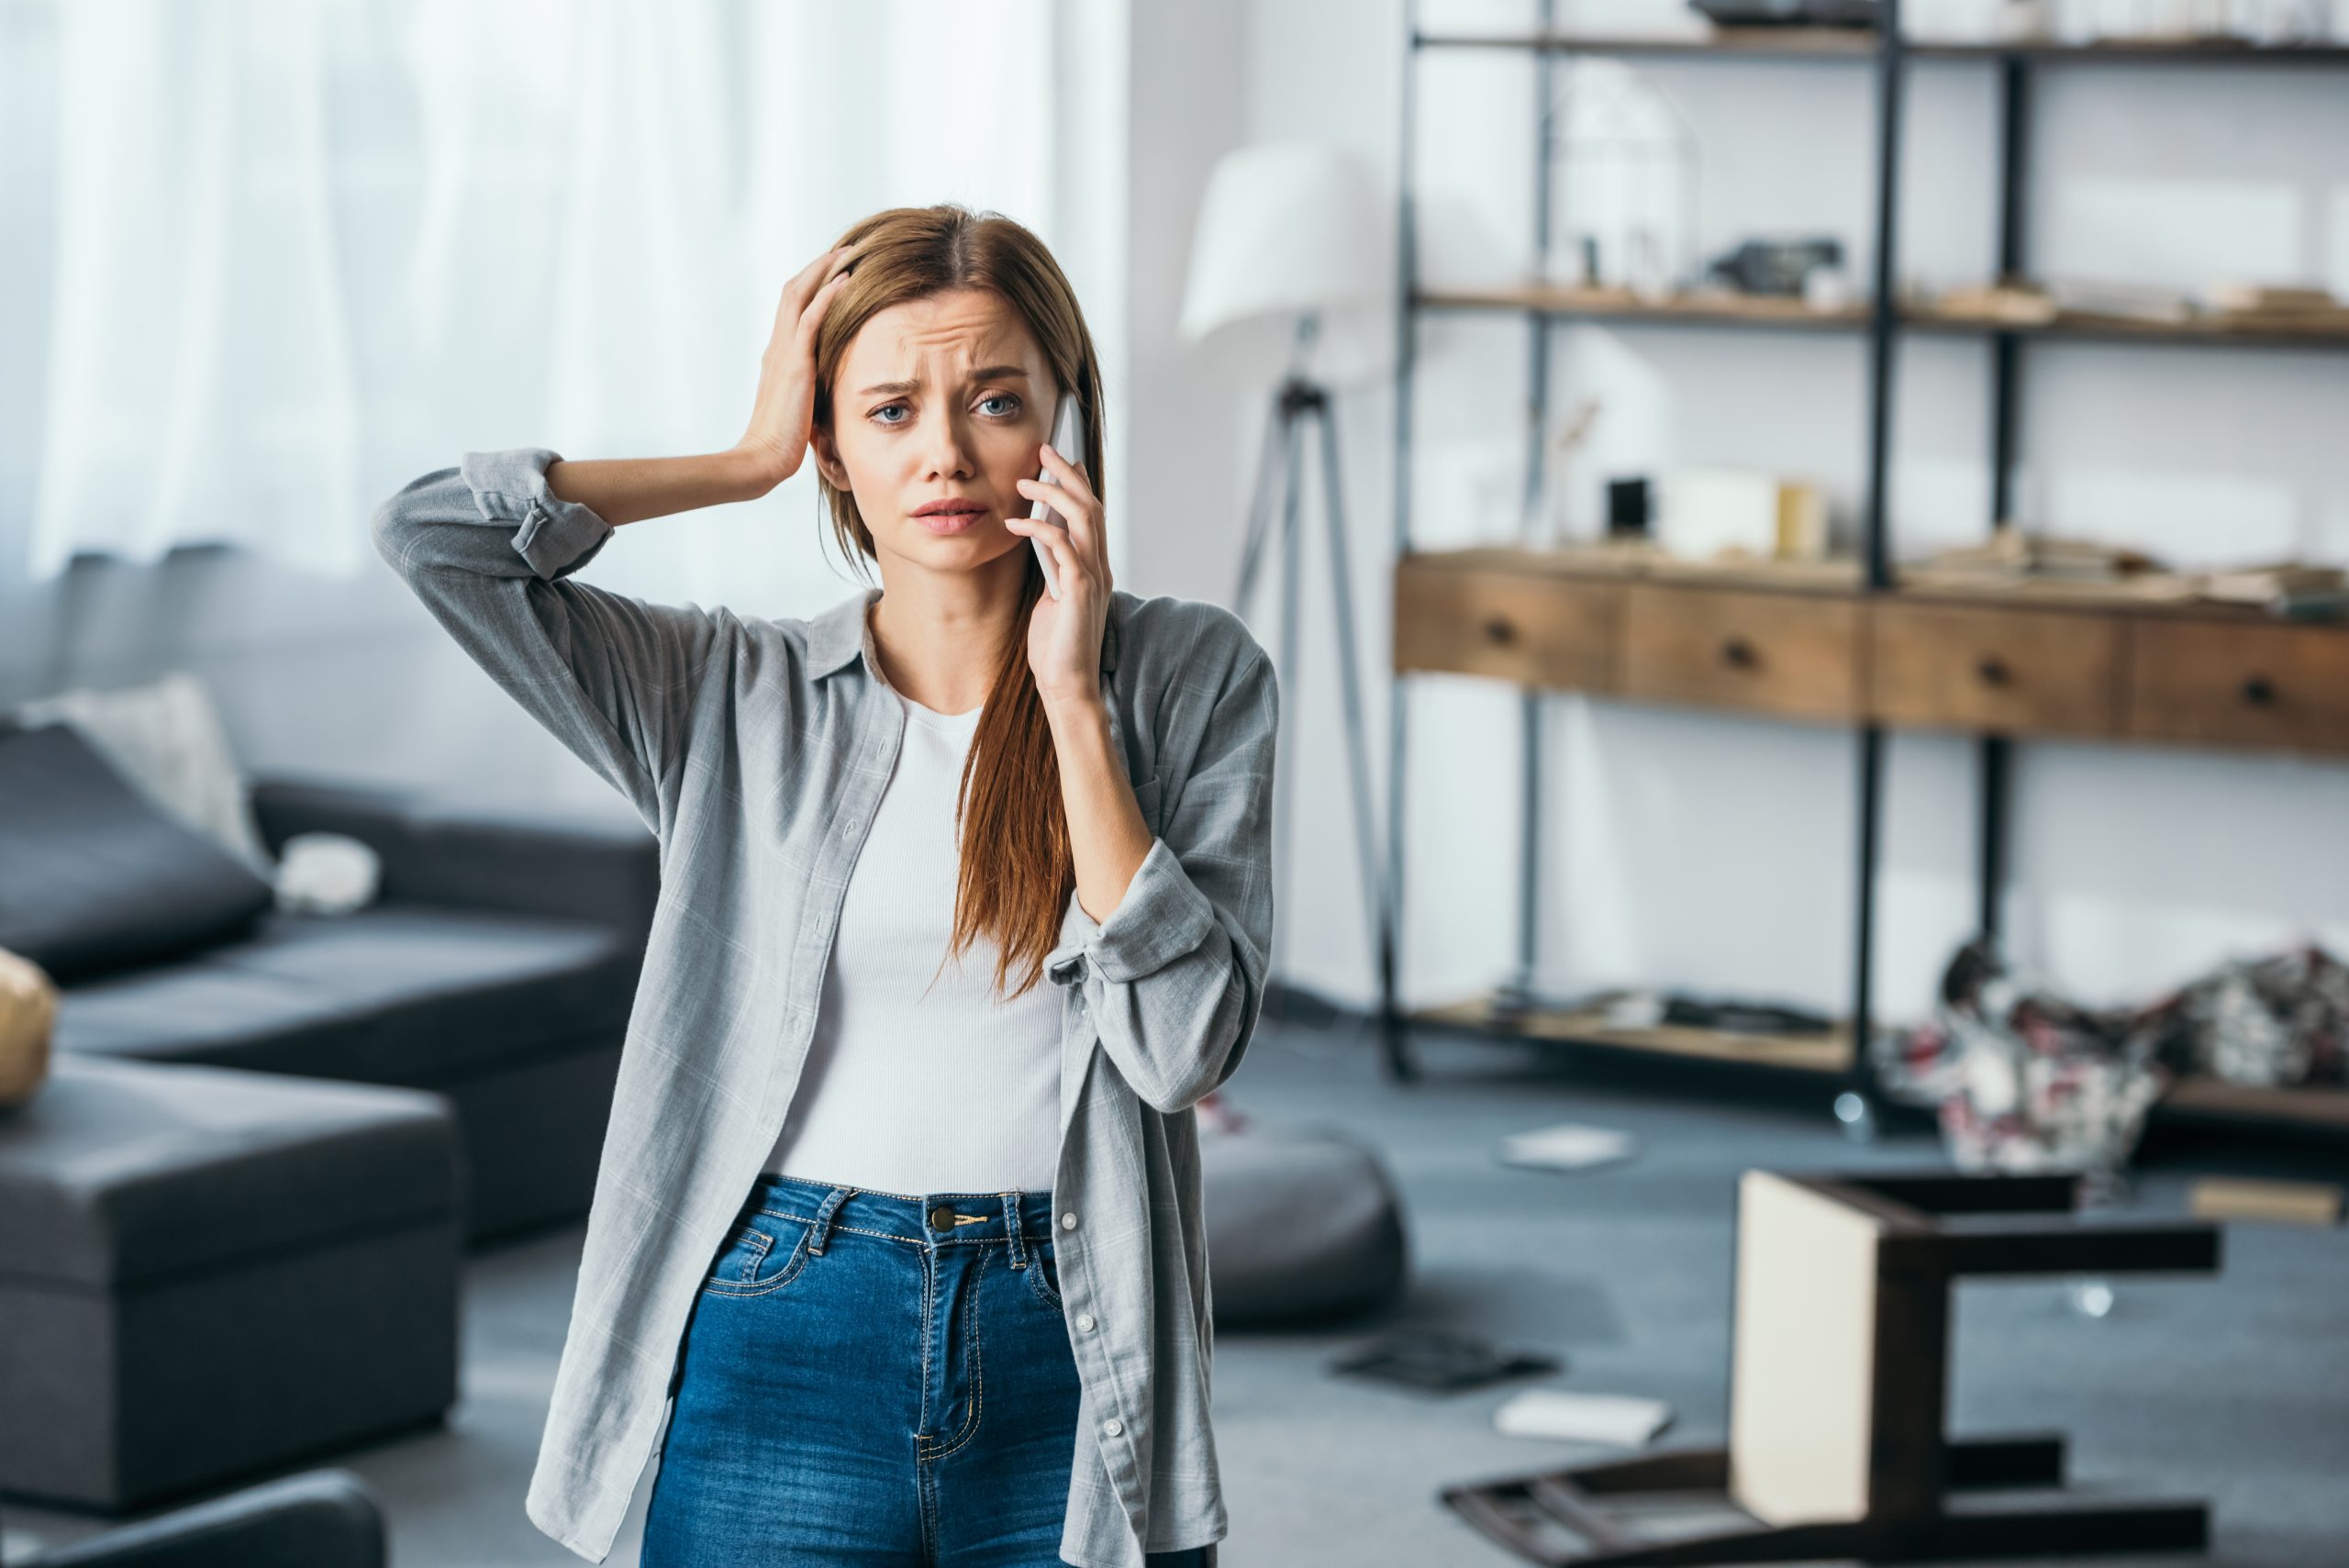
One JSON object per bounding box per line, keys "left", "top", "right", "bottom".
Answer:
{"left": 858, "top": 365, "right": 1031, "bottom": 396}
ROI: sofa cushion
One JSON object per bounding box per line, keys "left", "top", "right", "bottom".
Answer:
{"left": 0, "top": 723, "right": 276, "bottom": 984}
{"left": 53, "top": 902, "right": 640, "bottom": 1086}
{"left": 0, "top": 1052, "right": 458, "bottom": 1288}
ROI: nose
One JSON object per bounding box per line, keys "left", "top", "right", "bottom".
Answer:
{"left": 921, "top": 408, "right": 977, "bottom": 483}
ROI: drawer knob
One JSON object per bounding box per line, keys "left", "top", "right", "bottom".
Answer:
{"left": 1481, "top": 616, "right": 1518, "bottom": 646}
{"left": 1976, "top": 655, "right": 2012, "bottom": 686}
{"left": 1720, "top": 637, "right": 1759, "bottom": 670}
{"left": 2242, "top": 675, "right": 2277, "bottom": 706}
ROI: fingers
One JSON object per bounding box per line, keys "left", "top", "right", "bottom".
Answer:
{"left": 779, "top": 244, "right": 859, "bottom": 324}
{"left": 796, "top": 270, "right": 851, "bottom": 344}
{"left": 1015, "top": 460, "right": 1102, "bottom": 566}
{"left": 1006, "top": 513, "right": 1104, "bottom": 594}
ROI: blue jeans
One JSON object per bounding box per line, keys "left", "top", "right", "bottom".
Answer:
{"left": 641, "top": 1173, "right": 1214, "bottom": 1567}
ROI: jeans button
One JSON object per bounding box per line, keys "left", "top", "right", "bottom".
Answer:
{"left": 928, "top": 1204, "right": 955, "bottom": 1229}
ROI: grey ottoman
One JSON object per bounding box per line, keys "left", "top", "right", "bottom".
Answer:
{"left": 1200, "top": 1122, "right": 1409, "bottom": 1326}
{"left": 0, "top": 1054, "right": 462, "bottom": 1511}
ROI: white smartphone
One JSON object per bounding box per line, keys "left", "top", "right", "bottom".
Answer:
{"left": 1029, "top": 390, "right": 1087, "bottom": 601}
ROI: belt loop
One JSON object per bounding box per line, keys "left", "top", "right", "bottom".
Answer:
{"left": 807, "top": 1186, "right": 853, "bottom": 1255}
{"left": 1002, "top": 1192, "right": 1029, "bottom": 1271}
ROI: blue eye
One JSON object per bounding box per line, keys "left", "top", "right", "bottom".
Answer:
{"left": 980, "top": 393, "right": 1021, "bottom": 417}
{"left": 872, "top": 403, "right": 907, "bottom": 426}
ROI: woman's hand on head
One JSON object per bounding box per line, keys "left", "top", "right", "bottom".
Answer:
{"left": 733, "top": 244, "right": 860, "bottom": 493}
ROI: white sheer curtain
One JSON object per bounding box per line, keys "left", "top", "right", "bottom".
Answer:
{"left": 22, "top": 0, "right": 1130, "bottom": 614}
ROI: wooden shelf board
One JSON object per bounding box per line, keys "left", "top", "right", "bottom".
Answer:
{"left": 1910, "top": 39, "right": 2349, "bottom": 64}
{"left": 2160, "top": 1076, "right": 2349, "bottom": 1130}
{"left": 1907, "top": 303, "right": 2349, "bottom": 349}
{"left": 1417, "top": 284, "right": 1874, "bottom": 331}
{"left": 1417, "top": 30, "right": 2349, "bottom": 68}
{"left": 1412, "top": 993, "right": 1856, "bottom": 1076}
{"left": 1398, "top": 547, "right": 2346, "bottom": 624}
{"left": 1415, "top": 285, "right": 2349, "bottom": 350}
{"left": 1400, "top": 543, "right": 1865, "bottom": 593}
{"left": 1417, "top": 28, "right": 1880, "bottom": 59}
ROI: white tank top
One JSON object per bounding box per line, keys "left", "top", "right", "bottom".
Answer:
{"left": 761, "top": 687, "right": 1063, "bottom": 1197}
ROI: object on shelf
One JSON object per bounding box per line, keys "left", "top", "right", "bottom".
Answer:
{"left": 1545, "top": 61, "right": 1700, "bottom": 297}
{"left": 2043, "top": 276, "right": 2196, "bottom": 323}
{"left": 1329, "top": 1329, "right": 1562, "bottom": 1394}
{"left": 1597, "top": 985, "right": 1838, "bottom": 1036}
{"left": 1606, "top": 475, "right": 1653, "bottom": 540}
{"left": 1911, "top": 524, "right": 2164, "bottom": 582}
{"left": 1688, "top": 0, "right": 1881, "bottom": 27}
{"left": 2188, "top": 1175, "right": 2344, "bottom": 1227}
{"left": 2199, "top": 561, "right": 2348, "bottom": 618}
{"left": 1990, "top": 0, "right": 2055, "bottom": 40}
{"left": 2200, "top": 281, "right": 2342, "bottom": 317}
{"left": 1496, "top": 1120, "right": 1640, "bottom": 1173}
{"left": 1659, "top": 468, "right": 1831, "bottom": 565}
{"left": 1707, "top": 236, "right": 1844, "bottom": 298}
{"left": 1803, "top": 261, "right": 1855, "bottom": 310}
{"left": 1878, "top": 938, "right": 2170, "bottom": 1174}
{"left": 1533, "top": 398, "right": 1607, "bottom": 548}
{"left": 1920, "top": 279, "right": 2059, "bottom": 325}
{"left": 1493, "top": 1388, "right": 1675, "bottom": 1447}
{"left": 2134, "top": 940, "right": 2349, "bottom": 1090}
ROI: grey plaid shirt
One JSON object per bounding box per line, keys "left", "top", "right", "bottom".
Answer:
{"left": 371, "top": 448, "right": 1273, "bottom": 1567}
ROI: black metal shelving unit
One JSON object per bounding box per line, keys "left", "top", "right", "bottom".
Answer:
{"left": 1380, "top": 0, "right": 2349, "bottom": 1129}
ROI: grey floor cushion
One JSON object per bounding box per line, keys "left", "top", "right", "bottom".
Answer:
{"left": 0, "top": 1054, "right": 463, "bottom": 1511}
{"left": 1200, "top": 1121, "right": 1410, "bottom": 1326}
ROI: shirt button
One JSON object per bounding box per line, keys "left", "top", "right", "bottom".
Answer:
{"left": 1061, "top": 1211, "right": 1077, "bottom": 1229}
{"left": 1076, "top": 1312, "right": 1097, "bottom": 1331}
{"left": 1102, "top": 1417, "right": 1123, "bottom": 1437}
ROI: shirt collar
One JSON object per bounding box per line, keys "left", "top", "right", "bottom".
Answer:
{"left": 807, "top": 584, "right": 1122, "bottom": 682}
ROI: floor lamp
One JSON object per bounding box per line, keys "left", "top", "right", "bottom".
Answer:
{"left": 1180, "top": 142, "right": 1390, "bottom": 1027}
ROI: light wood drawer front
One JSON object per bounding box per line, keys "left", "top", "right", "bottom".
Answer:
{"left": 2125, "top": 618, "right": 2349, "bottom": 754}
{"left": 1867, "top": 602, "right": 2120, "bottom": 738}
{"left": 1393, "top": 562, "right": 1620, "bottom": 692}
{"left": 1620, "top": 584, "right": 1859, "bottom": 722}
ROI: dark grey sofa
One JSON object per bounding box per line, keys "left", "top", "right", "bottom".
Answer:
{"left": 6, "top": 721, "right": 659, "bottom": 1244}
{"left": 63, "top": 773, "right": 654, "bottom": 1242}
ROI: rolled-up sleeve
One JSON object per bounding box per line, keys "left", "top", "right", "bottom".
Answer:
{"left": 370, "top": 446, "right": 732, "bottom": 834}
{"left": 1047, "top": 645, "right": 1278, "bottom": 1115}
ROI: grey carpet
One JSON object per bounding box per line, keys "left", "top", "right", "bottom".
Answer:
{"left": 5, "top": 1018, "right": 2343, "bottom": 1565}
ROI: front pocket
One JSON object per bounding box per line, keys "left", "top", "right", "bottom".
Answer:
{"left": 1023, "top": 1236, "right": 1063, "bottom": 1310}
{"left": 701, "top": 1214, "right": 812, "bottom": 1297}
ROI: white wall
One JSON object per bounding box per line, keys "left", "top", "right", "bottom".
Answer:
{"left": 1214, "top": 0, "right": 2349, "bottom": 1029}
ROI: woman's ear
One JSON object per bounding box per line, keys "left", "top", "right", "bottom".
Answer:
{"left": 810, "top": 427, "right": 848, "bottom": 490}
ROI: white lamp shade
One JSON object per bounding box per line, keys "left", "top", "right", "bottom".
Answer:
{"left": 1179, "top": 142, "right": 1386, "bottom": 362}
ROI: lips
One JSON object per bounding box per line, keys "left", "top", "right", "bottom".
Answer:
{"left": 913, "top": 503, "right": 987, "bottom": 535}
{"left": 914, "top": 501, "right": 985, "bottom": 517}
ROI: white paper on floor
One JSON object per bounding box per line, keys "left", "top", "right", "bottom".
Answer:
{"left": 1493, "top": 1388, "right": 1674, "bottom": 1447}
{"left": 1495, "top": 1120, "right": 1638, "bottom": 1172}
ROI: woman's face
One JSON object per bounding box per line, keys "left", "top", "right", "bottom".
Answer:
{"left": 812, "top": 286, "right": 1056, "bottom": 579}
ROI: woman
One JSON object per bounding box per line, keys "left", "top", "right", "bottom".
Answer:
{"left": 371, "top": 203, "right": 1275, "bottom": 1568}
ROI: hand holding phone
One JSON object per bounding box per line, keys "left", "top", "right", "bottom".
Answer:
{"left": 1029, "top": 392, "right": 1087, "bottom": 601}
